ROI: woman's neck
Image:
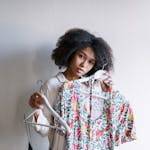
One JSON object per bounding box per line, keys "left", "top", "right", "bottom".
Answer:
{"left": 63, "top": 69, "right": 79, "bottom": 81}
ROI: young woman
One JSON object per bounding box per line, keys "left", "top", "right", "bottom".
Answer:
{"left": 29, "top": 28, "right": 136, "bottom": 150}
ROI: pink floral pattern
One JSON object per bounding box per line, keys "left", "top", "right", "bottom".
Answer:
{"left": 54, "top": 80, "right": 136, "bottom": 150}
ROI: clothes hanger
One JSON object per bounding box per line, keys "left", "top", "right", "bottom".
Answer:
{"left": 24, "top": 92, "right": 71, "bottom": 134}
{"left": 24, "top": 80, "right": 70, "bottom": 134}
{"left": 24, "top": 63, "right": 111, "bottom": 134}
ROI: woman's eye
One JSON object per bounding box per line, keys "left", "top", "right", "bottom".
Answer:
{"left": 89, "top": 60, "right": 95, "bottom": 65}
{"left": 78, "top": 54, "right": 83, "bottom": 58}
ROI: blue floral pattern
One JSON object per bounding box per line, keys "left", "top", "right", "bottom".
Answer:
{"left": 54, "top": 80, "right": 136, "bottom": 150}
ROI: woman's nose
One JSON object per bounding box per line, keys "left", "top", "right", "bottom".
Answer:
{"left": 80, "top": 59, "right": 87, "bottom": 67}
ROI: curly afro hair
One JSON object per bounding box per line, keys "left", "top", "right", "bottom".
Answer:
{"left": 51, "top": 28, "right": 114, "bottom": 76}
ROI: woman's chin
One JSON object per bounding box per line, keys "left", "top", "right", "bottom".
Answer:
{"left": 75, "top": 73, "right": 84, "bottom": 79}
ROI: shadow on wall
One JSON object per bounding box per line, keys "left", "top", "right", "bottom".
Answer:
{"left": 0, "top": 45, "right": 56, "bottom": 149}
{"left": 32, "top": 45, "right": 59, "bottom": 81}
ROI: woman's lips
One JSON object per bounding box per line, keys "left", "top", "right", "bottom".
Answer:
{"left": 76, "top": 68, "right": 84, "bottom": 73}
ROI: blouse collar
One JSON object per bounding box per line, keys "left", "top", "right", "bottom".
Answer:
{"left": 56, "top": 72, "right": 69, "bottom": 83}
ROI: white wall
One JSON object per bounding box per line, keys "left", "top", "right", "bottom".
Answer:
{"left": 0, "top": 0, "right": 149, "bottom": 149}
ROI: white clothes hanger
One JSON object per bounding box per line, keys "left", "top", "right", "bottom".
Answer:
{"left": 24, "top": 92, "right": 71, "bottom": 133}
{"left": 24, "top": 64, "right": 111, "bottom": 134}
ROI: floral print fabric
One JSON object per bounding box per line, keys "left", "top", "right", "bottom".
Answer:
{"left": 54, "top": 79, "right": 136, "bottom": 150}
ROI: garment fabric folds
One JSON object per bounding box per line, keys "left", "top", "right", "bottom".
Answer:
{"left": 50, "top": 77, "right": 136, "bottom": 150}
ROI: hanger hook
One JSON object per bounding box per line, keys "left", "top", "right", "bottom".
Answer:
{"left": 102, "top": 63, "right": 107, "bottom": 70}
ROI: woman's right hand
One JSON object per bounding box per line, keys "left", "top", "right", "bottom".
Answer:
{"left": 29, "top": 92, "right": 44, "bottom": 109}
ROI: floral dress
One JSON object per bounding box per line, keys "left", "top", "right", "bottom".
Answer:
{"left": 53, "top": 78, "right": 136, "bottom": 150}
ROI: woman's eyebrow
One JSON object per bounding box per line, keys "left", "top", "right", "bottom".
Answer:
{"left": 80, "top": 51, "right": 96, "bottom": 61}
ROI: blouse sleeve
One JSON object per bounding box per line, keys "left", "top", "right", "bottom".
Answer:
{"left": 111, "top": 91, "right": 136, "bottom": 146}
{"left": 32, "top": 109, "right": 50, "bottom": 136}
{"left": 32, "top": 81, "right": 56, "bottom": 136}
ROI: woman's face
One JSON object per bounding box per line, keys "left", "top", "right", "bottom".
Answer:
{"left": 67, "top": 47, "right": 96, "bottom": 79}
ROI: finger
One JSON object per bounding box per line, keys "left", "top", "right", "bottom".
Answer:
{"left": 103, "top": 76, "right": 113, "bottom": 83}
{"left": 34, "top": 100, "right": 43, "bottom": 109}
{"left": 102, "top": 71, "right": 110, "bottom": 76}
{"left": 32, "top": 92, "right": 42, "bottom": 100}
{"left": 29, "top": 98, "right": 41, "bottom": 108}
{"left": 100, "top": 81, "right": 107, "bottom": 92}
{"left": 100, "top": 81, "right": 112, "bottom": 92}
{"left": 29, "top": 92, "right": 44, "bottom": 109}
{"left": 103, "top": 74, "right": 111, "bottom": 80}
{"left": 29, "top": 97, "right": 35, "bottom": 108}
{"left": 32, "top": 93, "right": 43, "bottom": 104}
{"left": 103, "top": 78, "right": 113, "bottom": 83}
{"left": 103, "top": 80, "right": 113, "bottom": 87}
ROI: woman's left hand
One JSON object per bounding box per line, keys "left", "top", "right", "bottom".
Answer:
{"left": 100, "top": 71, "right": 113, "bottom": 92}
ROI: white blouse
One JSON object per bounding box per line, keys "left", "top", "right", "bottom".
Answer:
{"left": 33, "top": 72, "right": 68, "bottom": 150}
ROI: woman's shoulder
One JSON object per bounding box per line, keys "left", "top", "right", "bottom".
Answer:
{"left": 44, "top": 72, "right": 67, "bottom": 89}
